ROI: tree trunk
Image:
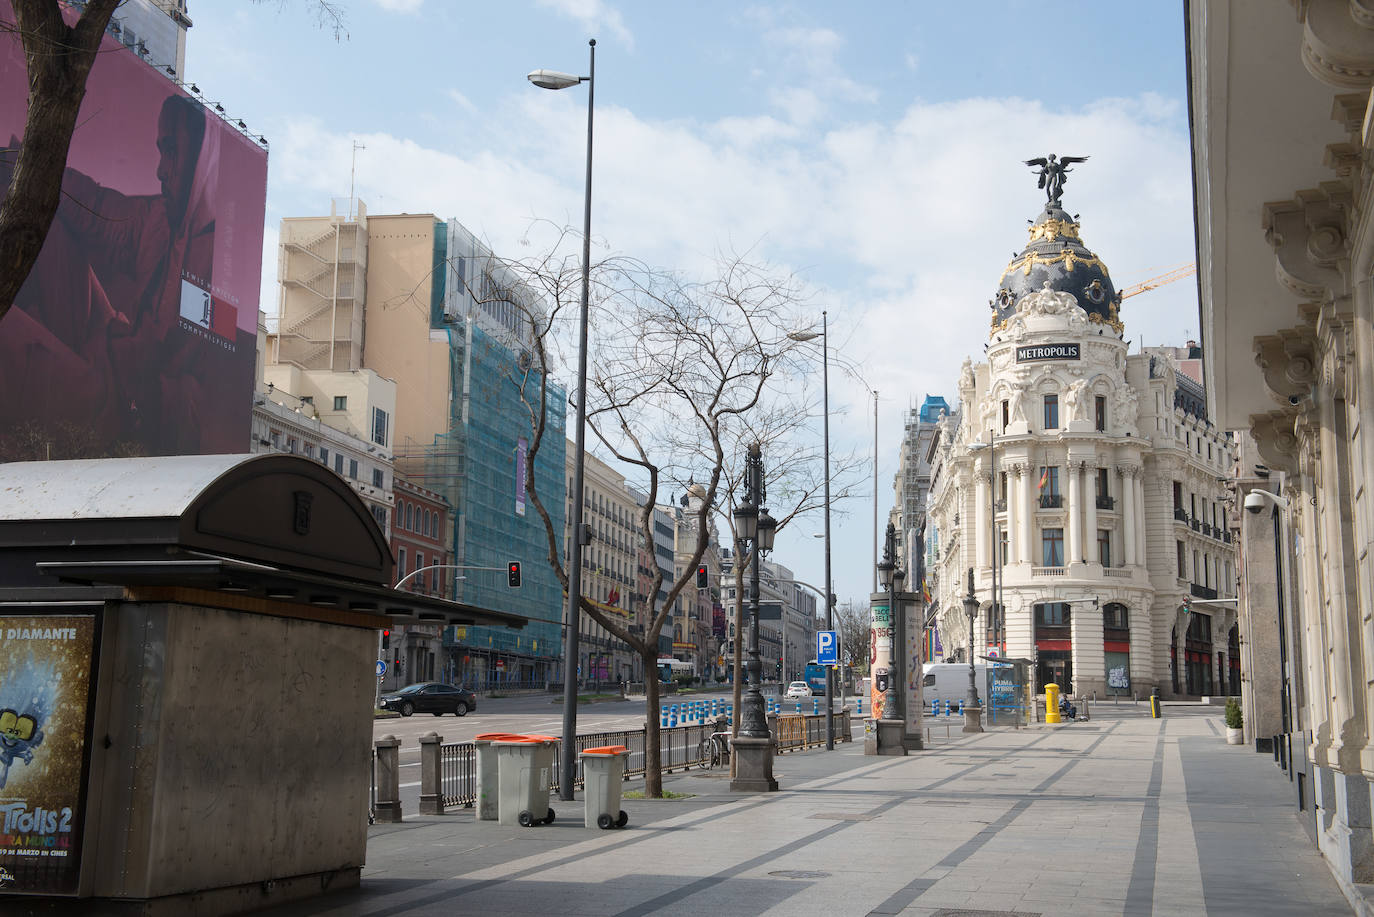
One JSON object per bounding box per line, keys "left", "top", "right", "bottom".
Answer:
{"left": 0, "top": 0, "right": 119, "bottom": 318}
{"left": 641, "top": 647, "right": 663, "bottom": 797}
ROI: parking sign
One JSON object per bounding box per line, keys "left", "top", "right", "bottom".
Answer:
{"left": 817, "top": 630, "right": 839, "bottom": 665}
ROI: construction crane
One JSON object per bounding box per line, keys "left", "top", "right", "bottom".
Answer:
{"left": 1120, "top": 262, "right": 1196, "bottom": 299}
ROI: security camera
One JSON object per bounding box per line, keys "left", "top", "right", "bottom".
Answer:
{"left": 1244, "top": 492, "right": 1268, "bottom": 515}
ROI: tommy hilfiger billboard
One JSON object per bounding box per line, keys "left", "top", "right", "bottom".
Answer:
{"left": 1015, "top": 343, "right": 1080, "bottom": 363}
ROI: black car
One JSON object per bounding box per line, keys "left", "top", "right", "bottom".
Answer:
{"left": 379, "top": 682, "right": 477, "bottom": 717}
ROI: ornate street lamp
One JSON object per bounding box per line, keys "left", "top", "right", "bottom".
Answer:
{"left": 961, "top": 567, "right": 985, "bottom": 733}
{"left": 731, "top": 443, "right": 779, "bottom": 791}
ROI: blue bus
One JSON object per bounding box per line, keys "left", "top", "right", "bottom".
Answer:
{"left": 803, "top": 662, "right": 853, "bottom": 696}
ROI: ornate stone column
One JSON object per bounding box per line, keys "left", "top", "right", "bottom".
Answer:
{"left": 975, "top": 459, "right": 989, "bottom": 570}
{"left": 1067, "top": 461, "right": 1082, "bottom": 564}
{"left": 1084, "top": 462, "right": 1099, "bottom": 565}
{"left": 1007, "top": 465, "right": 1022, "bottom": 564}
{"left": 1020, "top": 464, "right": 1034, "bottom": 564}
{"left": 1135, "top": 466, "right": 1148, "bottom": 570}
{"left": 1121, "top": 467, "right": 1138, "bottom": 567}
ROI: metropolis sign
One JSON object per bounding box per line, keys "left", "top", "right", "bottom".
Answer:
{"left": 1016, "top": 343, "right": 1080, "bottom": 362}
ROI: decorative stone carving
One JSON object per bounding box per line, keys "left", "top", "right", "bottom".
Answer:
{"left": 1299, "top": 0, "right": 1374, "bottom": 90}
{"left": 1113, "top": 386, "right": 1138, "bottom": 430}
{"left": 1253, "top": 329, "right": 1319, "bottom": 408}
{"left": 1250, "top": 410, "right": 1302, "bottom": 475}
{"left": 959, "top": 357, "right": 975, "bottom": 399}
{"left": 1006, "top": 384, "right": 1028, "bottom": 426}
{"left": 1064, "top": 378, "right": 1090, "bottom": 421}
{"left": 1263, "top": 192, "right": 1349, "bottom": 302}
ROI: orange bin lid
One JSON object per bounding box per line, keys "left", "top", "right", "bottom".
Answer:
{"left": 522, "top": 734, "right": 561, "bottom": 743}
{"left": 475, "top": 733, "right": 523, "bottom": 742}
{"left": 581, "top": 745, "right": 628, "bottom": 756}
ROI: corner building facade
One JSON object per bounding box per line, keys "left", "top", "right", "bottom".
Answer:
{"left": 927, "top": 198, "right": 1236, "bottom": 699}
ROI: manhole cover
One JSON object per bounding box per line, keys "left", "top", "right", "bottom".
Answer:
{"left": 808, "top": 812, "right": 875, "bottom": 822}
{"left": 769, "top": 870, "right": 830, "bottom": 879}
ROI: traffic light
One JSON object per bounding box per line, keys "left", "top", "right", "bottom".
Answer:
{"left": 508, "top": 561, "right": 522, "bottom": 588}
{"left": 381, "top": 629, "right": 390, "bottom": 650}
{"left": 696, "top": 564, "right": 708, "bottom": 588}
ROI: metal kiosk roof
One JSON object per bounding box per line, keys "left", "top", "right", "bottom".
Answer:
{"left": 0, "top": 453, "right": 527, "bottom": 631}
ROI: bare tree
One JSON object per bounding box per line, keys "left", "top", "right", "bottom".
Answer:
{"left": 467, "top": 230, "right": 819, "bottom": 796}
{"left": 834, "top": 599, "right": 870, "bottom": 674}
{"left": 0, "top": 0, "right": 344, "bottom": 320}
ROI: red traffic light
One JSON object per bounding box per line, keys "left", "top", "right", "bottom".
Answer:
{"left": 508, "top": 561, "right": 522, "bottom": 588}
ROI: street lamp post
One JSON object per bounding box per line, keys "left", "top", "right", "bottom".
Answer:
{"left": 787, "top": 311, "right": 834, "bottom": 749}
{"left": 968, "top": 432, "right": 1003, "bottom": 656}
{"left": 731, "top": 442, "right": 779, "bottom": 792}
{"left": 529, "top": 40, "right": 596, "bottom": 802}
{"left": 961, "top": 567, "right": 985, "bottom": 733}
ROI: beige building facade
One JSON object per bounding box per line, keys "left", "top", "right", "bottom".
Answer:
{"left": 1188, "top": 1, "right": 1374, "bottom": 904}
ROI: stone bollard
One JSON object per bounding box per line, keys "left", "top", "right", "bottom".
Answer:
{"left": 419, "top": 732, "right": 444, "bottom": 815}
{"left": 374, "top": 735, "right": 403, "bottom": 823}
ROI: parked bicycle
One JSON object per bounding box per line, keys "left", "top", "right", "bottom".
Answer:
{"left": 697, "top": 731, "right": 731, "bottom": 769}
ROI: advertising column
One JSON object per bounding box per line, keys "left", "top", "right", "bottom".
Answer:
{"left": 868, "top": 594, "right": 891, "bottom": 720}
{"left": 0, "top": 611, "right": 100, "bottom": 896}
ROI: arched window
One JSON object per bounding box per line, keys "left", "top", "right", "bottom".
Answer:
{"left": 405, "top": 503, "right": 413, "bottom": 531}
{"left": 423, "top": 509, "right": 431, "bottom": 538}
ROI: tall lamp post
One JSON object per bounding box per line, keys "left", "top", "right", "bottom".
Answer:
{"left": 787, "top": 312, "right": 834, "bottom": 749}
{"left": 968, "top": 431, "right": 1003, "bottom": 656}
{"left": 731, "top": 442, "right": 779, "bottom": 792}
{"left": 529, "top": 39, "right": 596, "bottom": 801}
{"left": 961, "top": 567, "right": 985, "bottom": 733}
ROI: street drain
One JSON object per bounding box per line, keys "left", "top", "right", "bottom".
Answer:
{"left": 932, "top": 910, "right": 1037, "bottom": 917}
{"left": 769, "top": 870, "right": 830, "bottom": 879}
{"left": 808, "top": 813, "right": 876, "bottom": 822}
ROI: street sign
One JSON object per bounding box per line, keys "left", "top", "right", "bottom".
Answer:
{"left": 376, "top": 660, "right": 386, "bottom": 677}
{"left": 816, "top": 630, "right": 839, "bottom": 665}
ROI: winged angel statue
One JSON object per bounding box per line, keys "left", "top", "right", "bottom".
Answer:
{"left": 1024, "top": 154, "right": 1089, "bottom": 205}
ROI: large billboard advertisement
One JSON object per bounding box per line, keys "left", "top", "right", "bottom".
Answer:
{"left": 0, "top": 611, "right": 100, "bottom": 896}
{"left": 0, "top": 2, "right": 267, "bottom": 457}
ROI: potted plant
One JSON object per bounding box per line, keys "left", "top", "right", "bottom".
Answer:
{"left": 1224, "top": 698, "right": 1244, "bottom": 745}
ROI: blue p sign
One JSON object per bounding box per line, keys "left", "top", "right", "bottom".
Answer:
{"left": 817, "top": 630, "right": 839, "bottom": 665}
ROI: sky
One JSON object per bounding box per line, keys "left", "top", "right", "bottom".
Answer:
{"left": 187, "top": 0, "right": 1198, "bottom": 618}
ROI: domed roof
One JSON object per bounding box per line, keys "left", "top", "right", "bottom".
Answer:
{"left": 990, "top": 203, "right": 1123, "bottom": 336}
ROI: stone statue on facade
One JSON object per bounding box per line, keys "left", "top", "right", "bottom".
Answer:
{"left": 1114, "top": 385, "right": 1139, "bottom": 428}
{"left": 1065, "top": 378, "right": 1091, "bottom": 420}
{"left": 959, "top": 357, "right": 976, "bottom": 397}
{"left": 1024, "top": 154, "right": 1089, "bottom": 205}
{"left": 1006, "top": 384, "right": 1028, "bottom": 426}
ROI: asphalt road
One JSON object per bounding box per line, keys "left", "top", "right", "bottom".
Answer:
{"left": 372, "top": 689, "right": 858, "bottom": 812}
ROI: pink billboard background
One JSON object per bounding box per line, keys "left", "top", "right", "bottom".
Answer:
{"left": 0, "top": 1, "right": 267, "bottom": 456}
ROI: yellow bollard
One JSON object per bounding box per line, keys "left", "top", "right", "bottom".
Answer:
{"left": 1150, "top": 692, "right": 1161, "bottom": 719}
{"left": 1045, "top": 683, "right": 1062, "bottom": 724}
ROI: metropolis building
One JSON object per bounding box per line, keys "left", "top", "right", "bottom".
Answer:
{"left": 926, "top": 185, "right": 1236, "bottom": 700}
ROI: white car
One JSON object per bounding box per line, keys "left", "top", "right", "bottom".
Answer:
{"left": 784, "top": 681, "right": 811, "bottom": 700}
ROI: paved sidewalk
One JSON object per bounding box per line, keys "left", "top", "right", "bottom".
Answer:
{"left": 266, "top": 703, "right": 1350, "bottom": 916}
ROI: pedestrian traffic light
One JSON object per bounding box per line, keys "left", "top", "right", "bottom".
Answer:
{"left": 381, "top": 629, "right": 390, "bottom": 650}
{"left": 508, "top": 561, "right": 522, "bottom": 588}
{"left": 696, "top": 564, "right": 708, "bottom": 588}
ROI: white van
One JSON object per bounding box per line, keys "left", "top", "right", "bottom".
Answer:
{"left": 922, "top": 662, "right": 988, "bottom": 709}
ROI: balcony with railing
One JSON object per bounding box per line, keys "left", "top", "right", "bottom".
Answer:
{"left": 1032, "top": 566, "right": 1066, "bottom": 576}
{"left": 1039, "top": 494, "right": 1062, "bottom": 509}
{"left": 1174, "top": 507, "right": 1189, "bottom": 523}
{"left": 1096, "top": 495, "right": 1115, "bottom": 510}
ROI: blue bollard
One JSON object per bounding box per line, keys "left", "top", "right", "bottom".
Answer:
{"left": 812, "top": 698, "right": 819, "bottom": 715}
{"left": 931, "top": 699, "right": 940, "bottom": 717}
{"left": 856, "top": 697, "right": 864, "bottom": 716}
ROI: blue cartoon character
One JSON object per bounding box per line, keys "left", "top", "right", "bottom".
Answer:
{"left": 0, "top": 707, "right": 43, "bottom": 789}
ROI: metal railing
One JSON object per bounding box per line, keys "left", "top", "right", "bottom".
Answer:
{"left": 429, "top": 713, "right": 853, "bottom": 810}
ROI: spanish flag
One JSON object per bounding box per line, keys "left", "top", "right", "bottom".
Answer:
{"left": 1038, "top": 466, "right": 1050, "bottom": 491}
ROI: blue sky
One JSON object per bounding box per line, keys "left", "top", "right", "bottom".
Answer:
{"left": 188, "top": 0, "right": 1196, "bottom": 613}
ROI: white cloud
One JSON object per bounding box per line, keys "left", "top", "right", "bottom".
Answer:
{"left": 261, "top": 87, "right": 1194, "bottom": 604}
{"left": 447, "top": 88, "right": 477, "bottom": 113}
{"left": 535, "top": 0, "right": 634, "bottom": 48}
{"left": 374, "top": 0, "right": 424, "bottom": 12}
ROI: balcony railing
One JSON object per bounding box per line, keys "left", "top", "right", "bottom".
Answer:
{"left": 1096, "top": 495, "right": 1115, "bottom": 510}
{"left": 1039, "top": 494, "right": 1062, "bottom": 508}
{"left": 1174, "top": 508, "right": 1189, "bottom": 522}
{"left": 1189, "top": 584, "right": 1218, "bottom": 599}
{"left": 1032, "top": 566, "right": 1066, "bottom": 576}
{"left": 994, "top": 499, "right": 1007, "bottom": 512}
{"left": 1104, "top": 568, "right": 1132, "bottom": 578}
